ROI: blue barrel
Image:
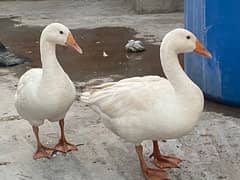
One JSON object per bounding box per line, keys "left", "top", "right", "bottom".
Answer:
{"left": 184, "top": 0, "right": 240, "bottom": 106}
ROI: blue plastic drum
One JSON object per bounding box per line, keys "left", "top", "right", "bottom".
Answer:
{"left": 184, "top": 0, "right": 240, "bottom": 106}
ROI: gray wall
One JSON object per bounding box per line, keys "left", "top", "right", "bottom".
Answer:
{"left": 126, "top": 0, "right": 184, "bottom": 14}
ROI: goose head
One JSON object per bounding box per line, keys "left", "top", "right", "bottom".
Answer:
{"left": 41, "top": 23, "right": 83, "bottom": 54}
{"left": 162, "top": 28, "right": 212, "bottom": 58}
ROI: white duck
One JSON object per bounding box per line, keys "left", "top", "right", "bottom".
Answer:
{"left": 15, "top": 23, "right": 83, "bottom": 160}
{"left": 81, "top": 28, "right": 212, "bottom": 179}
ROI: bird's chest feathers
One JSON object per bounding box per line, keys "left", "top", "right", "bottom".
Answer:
{"left": 38, "top": 75, "right": 76, "bottom": 107}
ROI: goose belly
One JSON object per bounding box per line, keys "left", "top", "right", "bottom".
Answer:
{"left": 15, "top": 83, "right": 76, "bottom": 125}
{"left": 100, "top": 109, "right": 201, "bottom": 144}
{"left": 38, "top": 86, "right": 76, "bottom": 121}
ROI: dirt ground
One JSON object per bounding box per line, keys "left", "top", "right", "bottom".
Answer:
{"left": 0, "top": 1, "right": 239, "bottom": 180}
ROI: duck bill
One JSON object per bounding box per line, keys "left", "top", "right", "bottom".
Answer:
{"left": 66, "top": 32, "right": 83, "bottom": 54}
{"left": 194, "top": 40, "right": 212, "bottom": 58}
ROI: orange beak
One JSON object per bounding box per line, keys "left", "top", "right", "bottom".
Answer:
{"left": 66, "top": 32, "right": 83, "bottom": 54}
{"left": 194, "top": 40, "right": 212, "bottom": 58}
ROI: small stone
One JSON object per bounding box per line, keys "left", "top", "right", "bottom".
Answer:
{"left": 103, "top": 51, "right": 108, "bottom": 57}
{"left": 0, "top": 42, "right": 30, "bottom": 66}
{"left": 125, "top": 40, "right": 145, "bottom": 52}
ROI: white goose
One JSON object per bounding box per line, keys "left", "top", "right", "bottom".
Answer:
{"left": 81, "top": 28, "right": 212, "bottom": 179}
{"left": 15, "top": 23, "right": 83, "bottom": 160}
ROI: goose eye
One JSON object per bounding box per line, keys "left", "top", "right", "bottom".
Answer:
{"left": 59, "top": 31, "right": 63, "bottom": 34}
{"left": 186, "top": 36, "right": 191, "bottom": 39}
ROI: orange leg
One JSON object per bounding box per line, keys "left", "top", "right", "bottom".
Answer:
{"left": 54, "top": 119, "right": 77, "bottom": 153}
{"left": 135, "top": 145, "right": 169, "bottom": 180}
{"left": 149, "top": 140, "right": 182, "bottom": 169}
{"left": 32, "top": 126, "right": 55, "bottom": 160}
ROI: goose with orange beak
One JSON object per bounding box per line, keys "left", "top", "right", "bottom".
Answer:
{"left": 15, "top": 23, "right": 83, "bottom": 160}
{"left": 81, "top": 28, "right": 212, "bottom": 179}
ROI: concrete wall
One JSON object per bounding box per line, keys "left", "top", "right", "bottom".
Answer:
{"left": 126, "top": 0, "right": 184, "bottom": 14}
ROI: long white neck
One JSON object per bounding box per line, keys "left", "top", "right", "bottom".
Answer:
{"left": 40, "top": 35, "right": 64, "bottom": 76}
{"left": 160, "top": 41, "right": 204, "bottom": 114}
{"left": 160, "top": 41, "right": 200, "bottom": 97}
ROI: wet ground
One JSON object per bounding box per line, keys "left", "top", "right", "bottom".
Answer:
{"left": 0, "top": 1, "right": 239, "bottom": 180}
{"left": 0, "top": 17, "right": 162, "bottom": 81}
{"left": 1, "top": 17, "right": 239, "bottom": 116}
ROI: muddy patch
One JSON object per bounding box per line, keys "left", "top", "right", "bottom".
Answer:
{"left": 0, "top": 17, "right": 239, "bottom": 117}
{"left": 0, "top": 17, "right": 163, "bottom": 82}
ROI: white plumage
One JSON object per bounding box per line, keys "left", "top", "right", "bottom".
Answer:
{"left": 15, "top": 68, "right": 76, "bottom": 126}
{"left": 81, "top": 28, "right": 212, "bottom": 179}
{"left": 15, "top": 23, "right": 76, "bottom": 127}
{"left": 14, "top": 23, "right": 82, "bottom": 159}
{"left": 81, "top": 75, "right": 201, "bottom": 143}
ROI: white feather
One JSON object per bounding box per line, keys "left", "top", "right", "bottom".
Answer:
{"left": 81, "top": 29, "right": 205, "bottom": 144}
